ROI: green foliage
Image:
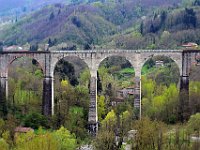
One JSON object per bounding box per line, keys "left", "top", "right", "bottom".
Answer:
{"left": 119, "top": 110, "right": 132, "bottom": 137}
{"left": 119, "top": 68, "right": 134, "bottom": 74}
{"left": 131, "top": 119, "right": 194, "bottom": 150}
{"left": 94, "top": 130, "right": 117, "bottom": 150}
{"left": 34, "top": 69, "right": 43, "bottom": 78}
{"left": 55, "top": 60, "right": 78, "bottom": 86}
{"left": 101, "top": 110, "right": 117, "bottom": 131}
{"left": 23, "top": 112, "right": 49, "bottom": 129}
{"left": 97, "top": 95, "right": 106, "bottom": 122}
{"left": 8, "top": 59, "right": 43, "bottom": 117}
{"left": 54, "top": 75, "right": 89, "bottom": 140}
{"left": 66, "top": 106, "right": 88, "bottom": 141}
{"left": 0, "top": 138, "right": 9, "bottom": 150}
{"left": 98, "top": 66, "right": 118, "bottom": 96}
{"left": 189, "top": 81, "right": 200, "bottom": 114}
{"left": 15, "top": 126, "right": 77, "bottom": 150}
{"left": 187, "top": 113, "right": 200, "bottom": 135}
{"left": 25, "top": 133, "right": 59, "bottom": 150}
{"left": 79, "top": 69, "right": 90, "bottom": 87}
{"left": 142, "top": 75, "right": 179, "bottom": 123}
{"left": 53, "top": 126, "right": 77, "bottom": 150}
{"left": 132, "top": 118, "right": 165, "bottom": 150}
{"left": 141, "top": 76, "right": 155, "bottom": 101}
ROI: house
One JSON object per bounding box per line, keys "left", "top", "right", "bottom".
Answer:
{"left": 112, "top": 86, "right": 136, "bottom": 106}
{"left": 116, "top": 86, "right": 135, "bottom": 98}
{"left": 15, "top": 126, "right": 34, "bottom": 136}
{"left": 3, "top": 45, "right": 23, "bottom": 51}
{"left": 112, "top": 97, "right": 125, "bottom": 106}
{"left": 155, "top": 60, "right": 164, "bottom": 68}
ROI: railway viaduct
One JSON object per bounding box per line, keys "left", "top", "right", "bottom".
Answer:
{"left": 0, "top": 49, "right": 199, "bottom": 134}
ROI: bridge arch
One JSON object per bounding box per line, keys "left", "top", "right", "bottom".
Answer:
{"left": 52, "top": 56, "right": 92, "bottom": 133}
{"left": 6, "top": 55, "right": 45, "bottom": 75}
{"left": 53, "top": 55, "right": 91, "bottom": 83}
{"left": 7, "top": 56, "right": 44, "bottom": 115}
{"left": 8, "top": 57, "right": 44, "bottom": 74}
{"left": 139, "top": 53, "right": 182, "bottom": 76}
{"left": 52, "top": 55, "right": 91, "bottom": 113}
{"left": 97, "top": 55, "right": 137, "bottom": 106}
{"left": 97, "top": 54, "right": 137, "bottom": 71}
{"left": 141, "top": 55, "right": 180, "bottom": 86}
{"left": 50, "top": 55, "right": 90, "bottom": 77}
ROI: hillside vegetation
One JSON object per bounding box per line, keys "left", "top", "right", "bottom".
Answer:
{"left": 0, "top": 0, "right": 185, "bottom": 50}
{"left": 2, "top": 0, "right": 200, "bottom": 50}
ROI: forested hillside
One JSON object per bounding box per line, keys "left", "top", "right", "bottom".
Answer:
{"left": 116, "top": 0, "right": 200, "bottom": 49}
{"left": 0, "top": 0, "right": 186, "bottom": 50}
{"left": 0, "top": 0, "right": 70, "bottom": 17}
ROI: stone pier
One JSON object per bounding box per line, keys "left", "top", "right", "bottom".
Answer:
{"left": 134, "top": 76, "right": 141, "bottom": 119}
{"left": 0, "top": 76, "right": 8, "bottom": 117}
{"left": 88, "top": 76, "right": 98, "bottom": 135}
{"left": 42, "top": 76, "right": 53, "bottom": 116}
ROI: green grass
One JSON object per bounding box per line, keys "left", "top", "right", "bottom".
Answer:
{"left": 142, "top": 65, "right": 162, "bottom": 75}
{"left": 119, "top": 68, "right": 135, "bottom": 74}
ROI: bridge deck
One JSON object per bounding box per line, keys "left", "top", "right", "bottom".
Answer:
{"left": 0, "top": 49, "right": 186, "bottom": 54}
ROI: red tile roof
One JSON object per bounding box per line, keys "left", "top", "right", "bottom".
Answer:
{"left": 15, "top": 127, "right": 34, "bottom": 133}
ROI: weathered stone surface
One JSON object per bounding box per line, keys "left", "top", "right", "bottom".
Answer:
{"left": 42, "top": 77, "right": 53, "bottom": 116}
{"left": 88, "top": 76, "right": 98, "bottom": 135}
{"left": 0, "top": 76, "right": 8, "bottom": 117}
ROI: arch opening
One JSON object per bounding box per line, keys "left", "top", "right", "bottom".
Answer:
{"left": 53, "top": 56, "right": 91, "bottom": 140}
{"left": 97, "top": 56, "right": 138, "bottom": 123}
{"left": 7, "top": 57, "right": 44, "bottom": 125}
{"left": 141, "top": 55, "right": 180, "bottom": 86}
{"left": 141, "top": 55, "right": 180, "bottom": 124}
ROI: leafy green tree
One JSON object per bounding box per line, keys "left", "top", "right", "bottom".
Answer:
{"left": 53, "top": 126, "right": 77, "bottom": 150}
{"left": 15, "top": 131, "right": 59, "bottom": 150}
{"left": 118, "top": 110, "right": 132, "bottom": 147}
{"left": 187, "top": 113, "right": 200, "bottom": 137}
{"left": 66, "top": 107, "right": 87, "bottom": 141}
{"left": 132, "top": 118, "right": 165, "bottom": 150}
{"left": 79, "top": 69, "right": 90, "bottom": 87}
{"left": 189, "top": 81, "right": 200, "bottom": 115}
{"left": 98, "top": 95, "right": 106, "bottom": 122}
{"left": 0, "top": 119, "right": 5, "bottom": 136}
{"left": 23, "top": 112, "right": 49, "bottom": 129}
{"left": 15, "top": 126, "right": 77, "bottom": 150}
{"left": 0, "top": 139, "right": 9, "bottom": 150}
{"left": 55, "top": 60, "right": 78, "bottom": 86}
{"left": 4, "top": 114, "right": 18, "bottom": 143}
{"left": 141, "top": 76, "right": 155, "bottom": 101}
{"left": 74, "top": 85, "right": 89, "bottom": 109}
{"left": 94, "top": 130, "right": 117, "bottom": 150}
{"left": 101, "top": 109, "right": 117, "bottom": 131}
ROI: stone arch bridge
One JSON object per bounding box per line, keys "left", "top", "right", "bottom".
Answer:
{"left": 0, "top": 49, "right": 199, "bottom": 134}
